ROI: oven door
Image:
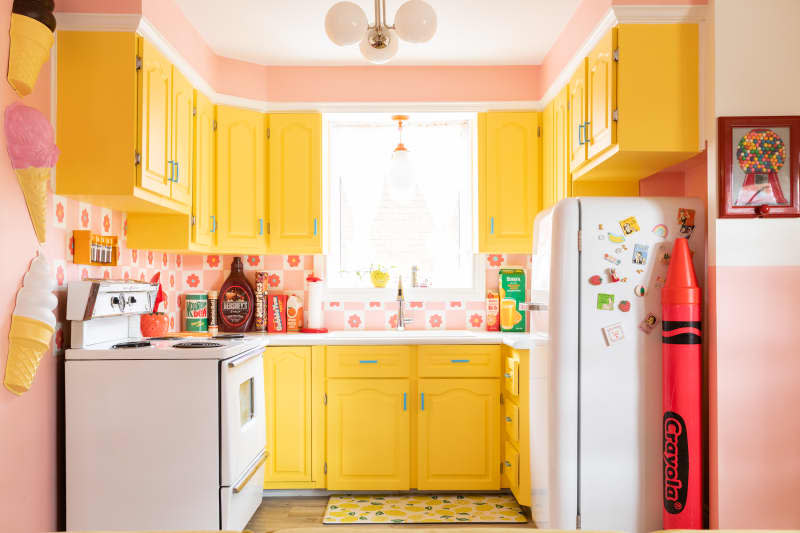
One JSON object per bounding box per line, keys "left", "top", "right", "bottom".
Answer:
{"left": 220, "top": 346, "right": 266, "bottom": 486}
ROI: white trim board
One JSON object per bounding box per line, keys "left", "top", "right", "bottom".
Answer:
{"left": 55, "top": 5, "right": 705, "bottom": 112}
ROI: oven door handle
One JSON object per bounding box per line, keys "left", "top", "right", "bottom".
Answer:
{"left": 232, "top": 448, "right": 268, "bottom": 494}
{"left": 227, "top": 347, "right": 264, "bottom": 368}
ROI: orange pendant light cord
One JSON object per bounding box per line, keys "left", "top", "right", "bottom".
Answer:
{"left": 392, "top": 114, "right": 408, "bottom": 152}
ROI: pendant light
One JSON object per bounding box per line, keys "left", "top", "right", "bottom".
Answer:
{"left": 387, "top": 115, "right": 415, "bottom": 200}
{"left": 325, "top": 0, "right": 437, "bottom": 64}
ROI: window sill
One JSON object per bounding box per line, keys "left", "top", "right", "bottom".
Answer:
{"left": 325, "top": 286, "right": 486, "bottom": 303}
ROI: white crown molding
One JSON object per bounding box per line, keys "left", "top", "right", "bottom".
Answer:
{"left": 55, "top": 12, "right": 141, "bottom": 31}
{"left": 264, "top": 101, "right": 544, "bottom": 112}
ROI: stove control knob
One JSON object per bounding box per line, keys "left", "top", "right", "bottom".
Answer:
{"left": 111, "top": 296, "right": 120, "bottom": 306}
{"left": 112, "top": 294, "right": 126, "bottom": 311}
{"left": 127, "top": 296, "right": 137, "bottom": 305}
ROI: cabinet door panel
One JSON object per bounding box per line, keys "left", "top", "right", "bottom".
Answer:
{"left": 193, "top": 92, "right": 215, "bottom": 247}
{"left": 568, "top": 61, "right": 588, "bottom": 172}
{"left": 216, "top": 105, "right": 266, "bottom": 251}
{"left": 554, "top": 87, "right": 571, "bottom": 201}
{"left": 480, "top": 112, "right": 540, "bottom": 253}
{"left": 542, "top": 101, "right": 555, "bottom": 210}
{"left": 587, "top": 28, "right": 616, "bottom": 159}
{"left": 268, "top": 114, "right": 322, "bottom": 253}
{"left": 264, "top": 347, "right": 312, "bottom": 484}
{"left": 417, "top": 379, "right": 500, "bottom": 490}
{"left": 139, "top": 39, "right": 171, "bottom": 197}
{"left": 327, "top": 379, "right": 410, "bottom": 490}
{"left": 170, "top": 67, "right": 193, "bottom": 205}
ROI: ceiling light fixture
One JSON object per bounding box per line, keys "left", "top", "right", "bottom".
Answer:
{"left": 325, "top": 0, "right": 437, "bottom": 64}
{"left": 387, "top": 115, "right": 416, "bottom": 200}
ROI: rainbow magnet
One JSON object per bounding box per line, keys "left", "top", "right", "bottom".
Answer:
{"left": 652, "top": 224, "right": 669, "bottom": 238}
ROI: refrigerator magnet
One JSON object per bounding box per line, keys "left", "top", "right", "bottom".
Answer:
{"left": 632, "top": 244, "right": 649, "bottom": 265}
{"left": 639, "top": 313, "right": 658, "bottom": 333}
{"left": 607, "top": 268, "right": 620, "bottom": 283}
{"left": 678, "top": 208, "right": 696, "bottom": 236}
{"left": 608, "top": 232, "right": 625, "bottom": 243}
{"left": 619, "top": 216, "right": 640, "bottom": 235}
{"left": 652, "top": 224, "right": 669, "bottom": 238}
{"left": 603, "top": 253, "right": 621, "bottom": 266}
{"left": 597, "top": 293, "right": 615, "bottom": 310}
{"left": 589, "top": 275, "right": 603, "bottom": 286}
{"left": 618, "top": 300, "right": 631, "bottom": 312}
{"left": 602, "top": 323, "right": 625, "bottom": 346}
{"left": 634, "top": 284, "right": 647, "bottom": 296}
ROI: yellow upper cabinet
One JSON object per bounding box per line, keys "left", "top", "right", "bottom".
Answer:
{"left": 478, "top": 111, "right": 541, "bottom": 254}
{"left": 170, "top": 67, "right": 194, "bottom": 206}
{"left": 216, "top": 105, "right": 267, "bottom": 252}
{"left": 417, "top": 378, "right": 500, "bottom": 491}
{"left": 267, "top": 114, "right": 322, "bottom": 254}
{"left": 553, "top": 87, "right": 572, "bottom": 202}
{"left": 568, "top": 61, "right": 588, "bottom": 173}
{"left": 572, "top": 24, "right": 699, "bottom": 181}
{"left": 264, "top": 347, "right": 313, "bottom": 484}
{"left": 193, "top": 92, "right": 217, "bottom": 248}
{"left": 56, "top": 32, "right": 191, "bottom": 214}
{"left": 326, "top": 379, "right": 411, "bottom": 491}
{"left": 542, "top": 101, "right": 555, "bottom": 211}
{"left": 586, "top": 28, "right": 616, "bottom": 160}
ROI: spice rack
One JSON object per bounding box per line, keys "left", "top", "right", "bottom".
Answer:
{"left": 73, "top": 230, "right": 119, "bottom": 266}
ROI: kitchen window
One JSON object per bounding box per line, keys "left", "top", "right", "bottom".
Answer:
{"left": 326, "top": 112, "right": 480, "bottom": 298}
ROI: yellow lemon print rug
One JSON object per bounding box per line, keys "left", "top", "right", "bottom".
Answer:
{"left": 323, "top": 494, "right": 528, "bottom": 524}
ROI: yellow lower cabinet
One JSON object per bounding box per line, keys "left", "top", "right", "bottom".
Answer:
{"left": 264, "top": 347, "right": 312, "bottom": 485}
{"left": 417, "top": 379, "right": 500, "bottom": 490}
{"left": 326, "top": 379, "right": 410, "bottom": 490}
{"left": 503, "top": 441, "right": 520, "bottom": 494}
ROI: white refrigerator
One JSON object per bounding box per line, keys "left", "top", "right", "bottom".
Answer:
{"left": 527, "top": 197, "right": 705, "bottom": 532}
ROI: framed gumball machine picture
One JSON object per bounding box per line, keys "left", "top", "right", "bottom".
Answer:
{"left": 718, "top": 116, "right": 800, "bottom": 217}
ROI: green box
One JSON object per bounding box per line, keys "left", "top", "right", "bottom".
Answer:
{"left": 499, "top": 268, "right": 526, "bottom": 332}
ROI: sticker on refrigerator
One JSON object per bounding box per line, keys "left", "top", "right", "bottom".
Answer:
{"left": 619, "top": 216, "right": 640, "bottom": 235}
{"left": 597, "top": 293, "right": 615, "bottom": 310}
{"left": 678, "top": 208, "right": 696, "bottom": 235}
{"left": 652, "top": 224, "right": 669, "bottom": 239}
{"left": 618, "top": 300, "right": 631, "bottom": 312}
{"left": 603, "top": 253, "right": 621, "bottom": 266}
{"left": 602, "top": 323, "right": 625, "bottom": 346}
{"left": 608, "top": 232, "right": 625, "bottom": 243}
{"left": 639, "top": 313, "right": 659, "bottom": 334}
{"left": 632, "top": 244, "right": 649, "bottom": 265}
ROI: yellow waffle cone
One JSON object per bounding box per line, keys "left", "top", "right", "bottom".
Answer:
{"left": 4, "top": 315, "right": 54, "bottom": 395}
{"left": 15, "top": 167, "right": 50, "bottom": 244}
{"left": 8, "top": 13, "right": 54, "bottom": 96}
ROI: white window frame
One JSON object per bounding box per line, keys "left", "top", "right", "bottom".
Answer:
{"left": 321, "top": 111, "right": 485, "bottom": 302}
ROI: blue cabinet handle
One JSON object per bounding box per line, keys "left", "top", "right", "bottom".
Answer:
{"left": 211, "top": 215, "right": 216, "bottom": 233}
{"left": 506, "top": 416, "right": 513, "bottom": 422}
{"left": 420, "top": 393, "right": 424, "bottom": 411}
{"left": 451, "top": 359, "right": 470, "bottom": 363}
{"left": 358, "top": 360, "right": 377, "bottom": 364}
{"left": 505, "top": 460, "right": 512, "bottom": 467}
{"left": 259, "top": 218, "right": 263, "bottom": 235}
{"left": 504, "top": 372, "right": 512, "bottom": 378}
{"left": 175, "top": 161, "right": 179, "bottom": 182}
{"left": 578, "top": 123, "right": 584, "bottom": 145}
{"left": 313, "top": 218, "right": 318, "bottom": 236}
{"left": 584, "top": 121, "right": 591, "bottom": 143}
{"left": 403, "top": 393, "right": 407, "bottom": 411}
{"left": 490, "top": 216, "right": 495, "bottom": 234}
{"left": 168, "top": 160, "right": 174, "bottom": 182}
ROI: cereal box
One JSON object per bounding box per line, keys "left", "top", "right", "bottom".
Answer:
{"left": 287, "top": 294, "right": 304, "bottom": 332}
{"left": 486, "top": 291, "right": 500, "bottom": 331}
{"left": 267, "top": 293, "right": 288, "bottom": 333}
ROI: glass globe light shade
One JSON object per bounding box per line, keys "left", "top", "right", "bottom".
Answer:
{"left": 360, "top": 29, "right": 399, "bottom": 64}
{"left": 325, "top": 1, "right": 368, "bottom": 46}
{"left": 394, "top": 0, "right": 437, "bottom": 43}
{"left": 387, "top": 148, "right": 416, "bottom": 201}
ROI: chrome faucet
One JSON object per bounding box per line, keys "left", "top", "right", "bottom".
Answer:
{"left": 396, "top": 276, "right": 414, "bottom": 331}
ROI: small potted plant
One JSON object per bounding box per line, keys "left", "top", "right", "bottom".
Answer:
{"left": 140, "top": 272, "right": 170, "bottom": 337}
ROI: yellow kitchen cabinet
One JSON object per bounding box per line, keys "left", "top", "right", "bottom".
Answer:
{"left": 170, "top": 68, "right": 194, "bottom": 206}
{"left": 56, "top": 32, "right": 191, "bottom": 214}
{"left": 417, "top": 379, "right": 500, "bottom": 490}
{"left": 572, "top": 24, "right": 699, "bottom": 181}
{"left": 326, "top": 379, "right": 411, "bottom": 490}
{"left": 478, "top": 111, "right": 541, "bottom": 253}
{"left": 553, "top": 87, "right": 572, "bottom": 202}
{"left": 268, "top": 114, "right": 322, "bottom": 254}
{"left": 264, "top": 347, "right": 312, "bottom": 484}
{"left": 126, "top": 91, "right": 217, "bottom": 252}
{"left": 502, "top": 346, "right": 531, "bottom": 507}
{"left": 192, "top": 92, "right": 217, "bottom": 248}
{"left": 542, "top": 101, "right": 555, "bottom": 210}
{"left": 216, "top": 105, "right": 267, "bottom": 252}
{"left": 568, "top": 60, "right": 588, "bottom": 173}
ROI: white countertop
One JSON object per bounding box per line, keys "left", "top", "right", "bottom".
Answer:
{"left": 244, "top": 330, "right": 543, "bottom": 350}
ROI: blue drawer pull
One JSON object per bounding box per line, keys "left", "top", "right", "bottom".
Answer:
{"left": 359, "top": 360, "right": 378, "bottom": 364}
{"left": 451, "top": 359, "right": 470, "bottom": 363}
{"left": 403, "top": 393, "right": 407, "bottom": 411}
{"left": 506, "top": 416, "right": 513, "bottom": 422}
{"left": 421, "top": 393, "right": 425, "bottom": 411}
{"left": 490, "top": 216, "right": 495, "bottom": 234}
{"left": 313, "top": 218, "right": 318, "bottom": 236}
{"left": 504, "top": 372, "right": 512, "bottom": 378}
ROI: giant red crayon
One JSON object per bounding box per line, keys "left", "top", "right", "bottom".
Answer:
{"left": 661, "top": 237, "right": 702, "bottom": 528}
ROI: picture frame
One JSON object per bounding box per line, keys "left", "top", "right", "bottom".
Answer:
{"left": 718, "top": 116, "right": 800, "bottom": 218}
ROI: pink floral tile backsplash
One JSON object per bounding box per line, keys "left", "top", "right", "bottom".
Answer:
{"left": 44, "top": 193, "right": 530, "bottom": 349}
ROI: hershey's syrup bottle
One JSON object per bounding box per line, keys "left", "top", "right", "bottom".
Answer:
{"left": 218, "top": 257, "right": 255, "bottom": 332}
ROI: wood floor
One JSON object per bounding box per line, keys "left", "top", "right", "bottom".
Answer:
{"left": 245, "top": 496, "right": 537, "bottom": 533}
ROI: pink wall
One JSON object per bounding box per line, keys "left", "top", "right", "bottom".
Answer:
{"left": 0, "top": 0, "right": 59, "bottom": 531}
{"left": 639, "top": 150, "right": 708, "bottom": 200}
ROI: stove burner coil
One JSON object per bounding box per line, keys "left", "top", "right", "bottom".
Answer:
{"left": 172, "top": 342, "right": 224, "bottom": 349}
{"left": 111, "top": 341, "right": 152, "bottom": 349}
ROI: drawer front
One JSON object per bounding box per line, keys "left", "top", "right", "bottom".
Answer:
{"left": 326, "top": 346, "right": 411, "bottom": 378}
{"left": 504, "top": 356, "right": 519, "bottom": 397}
{"left": 504, "top": 401, "right": 520, "bottom": 444}
{"left": 504, "top": 441, "right": 520, "bottom": 493}
{"left": 417, "top": 345, "right": 501, "bottom": 378}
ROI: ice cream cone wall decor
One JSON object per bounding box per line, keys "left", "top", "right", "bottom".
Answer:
{"left": 4, "top": 252, "right": 57, "bottom": 395}
{"left": 4, "top": 101, "right": 59, "bottom": 243}
{"left": 7, "top": 0, "right": 55, "bottom": 96}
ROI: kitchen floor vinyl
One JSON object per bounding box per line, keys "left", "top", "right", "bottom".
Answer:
{"left": 246, "top": 495, "right": 535, "bottom": 532}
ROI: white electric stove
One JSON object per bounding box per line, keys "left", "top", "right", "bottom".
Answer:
{"left": 65, "top": 280, "right": 267, "bottom": 531}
